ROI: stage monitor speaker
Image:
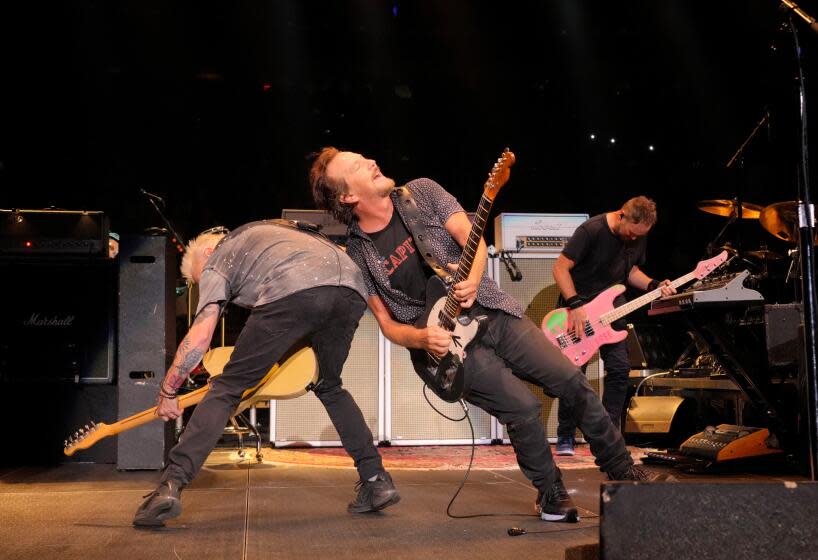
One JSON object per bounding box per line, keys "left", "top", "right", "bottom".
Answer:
{"left": 492, "top": 254, "right": 602, "bottom": 440}
{"left": 600, "top": 482, "right": 818, "bottom": 560}
{"left": 0, "top": 259, "right": 116, "bottom": 384}
{"left": 117, "top": 236, "right": 176, "bottom": 469}
{"left": 273, "top": 310, "right": 381, "bottom": 444}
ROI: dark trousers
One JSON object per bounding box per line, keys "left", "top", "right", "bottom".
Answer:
{"left": 557, "top": 338, "right": 631, "bottom": 437}
{"left": 162, "top": 286, "right": 383, "bottom": 486}
{"left": 463, "top": 306, "right": 632, "bottom": 492}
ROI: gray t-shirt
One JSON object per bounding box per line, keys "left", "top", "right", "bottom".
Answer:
{"left": 195, "top": 221, "right": 367, "bottom": 315}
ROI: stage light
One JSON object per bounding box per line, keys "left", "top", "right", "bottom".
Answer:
{"left": 649, "top": 145, "right": 655, "bottom": 151}
{"left": 24, "top": 241, "right": 32, "bottom": 248}
{"left": 589, "top": 133, "right": 596, "bottom": 140}
{"left": 610, "top": 137, "right": 616, "bottom": 144}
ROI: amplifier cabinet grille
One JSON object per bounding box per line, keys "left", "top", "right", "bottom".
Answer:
{"left": 273, "top": 310, "right": 381, "bottom": 444}
{"left": 492, "top": 255, "right": 602, "bottom": 441}
{"left": 387, "top": 342, "right": 493, "bottom": 443}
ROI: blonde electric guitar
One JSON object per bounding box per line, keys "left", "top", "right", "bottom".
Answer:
{"left": 63, "top": 346, "right": 318, "bottom": 457}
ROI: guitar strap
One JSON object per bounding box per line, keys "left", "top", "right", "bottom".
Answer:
{"left": 393, "top": 186, "right": 453, "bottom": 284}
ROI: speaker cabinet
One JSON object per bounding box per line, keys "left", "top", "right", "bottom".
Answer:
{"left": 272, "top": 310, "right": 381, "bottom": 445}
{"left": 764, "top": 303, "right": 802, "bottom": 367}
{"left": 0, "top": 259, "right": 116, "bottom": 384}
{"left": 491, "top": 254, "right": 602, "bottom": 441}
{"left": 600, "top": 482, "right": 818, "bottom": 560}
{"left": 387, "top": 341, "right": 494, "bottom": 443}
{"left": 117, "top": 236, "right": 176, "bottom": 469}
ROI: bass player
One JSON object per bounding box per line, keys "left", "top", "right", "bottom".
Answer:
{"left": 552, "top": 196, "right": 675, "bottom": 456}
{"left": 309, "top": 148, "right": 666, "bottom": 524}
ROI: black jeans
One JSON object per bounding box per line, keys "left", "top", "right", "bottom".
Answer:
{"left": 557, "top": 337, "right": 631, "bottom": 437}
{"left": 463, "top": 305, "right": 632, "bottom": 492}
{"left": 162, "top": 286, "right": 384, "bottom": 486}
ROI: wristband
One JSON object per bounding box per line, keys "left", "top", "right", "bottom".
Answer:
{"left": 565, "top": 295, "right": 585, "bottom": 309}
{"left": 647, "top": 279, "right": 661, "bottom": 291}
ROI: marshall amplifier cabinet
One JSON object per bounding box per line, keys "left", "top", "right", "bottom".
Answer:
{"left": 0, "top": 259, "right": 117, "bottom": 384}
{"left": 0, "top": 209, "right": 109, "bottom": 256}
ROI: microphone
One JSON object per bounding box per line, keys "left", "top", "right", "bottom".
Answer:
{"left": 140, "top": 188, "right": 165, "bottom": 202}
{"left": 500, "top": 251, "right": 523, "bottom": 282}
{"left": 507, "top": 527, "right": 527, "bottom": 537}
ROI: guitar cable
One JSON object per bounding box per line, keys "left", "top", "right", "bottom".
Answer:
{"left": 421, "top": 385, "right": 543, "bottom": 524}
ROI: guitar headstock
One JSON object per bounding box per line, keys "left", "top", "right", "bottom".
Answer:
{"left": 483, "top": 148, "right": 515, "bottom": 201}
{"left": 693, "top": 250, "right": 728, "bottom": 279}
{"left": 63, "top": 421, "right": 110, "bottom": 456}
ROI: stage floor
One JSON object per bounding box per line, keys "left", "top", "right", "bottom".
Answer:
{"left": 0, "top": 444, "right": 805, "bottom": 560}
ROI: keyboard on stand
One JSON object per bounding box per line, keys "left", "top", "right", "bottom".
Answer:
{"left": 649, "top": 270, "right": 764, "bottom": 315}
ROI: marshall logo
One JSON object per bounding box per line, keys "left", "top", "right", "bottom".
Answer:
{"left": 23, "top": 313, "right": 76, "bottom": 327}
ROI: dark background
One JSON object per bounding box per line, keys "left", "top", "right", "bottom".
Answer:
{"left": 1, "top": 1, "right": 814, "bottom": 282}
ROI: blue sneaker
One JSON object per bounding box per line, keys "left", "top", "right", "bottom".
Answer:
{"left": 556, "top": 436, "right": 575, "bottom": 456}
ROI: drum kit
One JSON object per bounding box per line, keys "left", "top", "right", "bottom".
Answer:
{"left": 698, "top": 199, "right": 816, "bottom": 292}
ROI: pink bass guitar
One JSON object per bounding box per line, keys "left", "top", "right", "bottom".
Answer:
{"left": 541, "top": 251, "right": 728, "bottom": 366}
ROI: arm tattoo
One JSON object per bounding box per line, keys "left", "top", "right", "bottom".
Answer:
{"left": 162, "top": 306, "right": 219, "bottom": 391}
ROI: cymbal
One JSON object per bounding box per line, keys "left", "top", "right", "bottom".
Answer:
{"left": 744, "top": 249, "right": 783, "bottom": 261}
{"left": 697, "top": 199, "right": 764, "bottom": 219}
{"left": 759, "top": 201, "right": 818, "bottom": 244}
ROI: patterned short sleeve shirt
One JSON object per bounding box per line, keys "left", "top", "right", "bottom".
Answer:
{"left": 346, "top": 177, "right": 523, "bottom": 324}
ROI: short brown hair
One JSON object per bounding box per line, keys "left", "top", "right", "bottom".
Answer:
{"left": 309, "top": 147, "right": 355, "bottom": 225}
{"left": 622, "top": 196, "right": 657, "bottom": 226}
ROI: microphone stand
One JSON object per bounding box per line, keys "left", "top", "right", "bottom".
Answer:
{"left": 140, "top": 189, "right": 187, "bottom": 253}
{"left": 781, "top": 5, "right": 818, "bottom": 480}
{"left": 499, "top": 251, "right": 523, "bottom": 282}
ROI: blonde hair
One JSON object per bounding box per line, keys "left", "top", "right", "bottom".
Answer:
{"left": 180, "top": 232, "right": 225, "bottom": 282}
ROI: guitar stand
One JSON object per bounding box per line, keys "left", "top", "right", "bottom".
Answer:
{"left": 223, "top": 410, "right": 264, "bottom": 463}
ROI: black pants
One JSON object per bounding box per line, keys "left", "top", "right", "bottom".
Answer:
{"left": 557, "top": 337, "right": 631, "bottom": 437}
{"left": 162, "top": 287, "right": 384, "bottom": 486}
{"left": 463, "top": 306, "right": 632, "bottom": 492}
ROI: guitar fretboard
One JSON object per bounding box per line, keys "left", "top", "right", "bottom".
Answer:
{"left": 440, "top": 194, "right": 492, "bottom": 325}
{"left": 599, "top": 271, "right": 697, "bottom": 325}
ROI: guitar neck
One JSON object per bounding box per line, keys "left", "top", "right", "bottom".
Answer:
{"left": 107, "top": 385, "right": 209, "bottom": 436}
{"left": 442, "top": 194, "right": 493, "bottom": 319}
{"left": 601, "top": 271, "right": 697, "bottom": 324}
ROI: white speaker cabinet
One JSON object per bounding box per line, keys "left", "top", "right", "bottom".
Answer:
{"left": 490, "top": 253, "right": 603, "bottom": 442}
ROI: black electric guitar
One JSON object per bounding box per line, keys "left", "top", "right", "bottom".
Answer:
{"left": 409, "top": 149, "right": 515, "bottom": 402}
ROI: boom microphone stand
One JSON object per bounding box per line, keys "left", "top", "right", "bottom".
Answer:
{"left": 780, "top": 1, "right": 818, "bottom": 479}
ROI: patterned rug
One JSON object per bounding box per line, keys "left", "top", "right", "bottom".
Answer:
{"left": 258, "top": 444, "right": 649, "bottom": 471}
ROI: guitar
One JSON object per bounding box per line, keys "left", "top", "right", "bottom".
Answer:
{"left": 63, "top": 346, "right": 318, "bottom": 457}
{"left": 409, "top": 149, "right": 515, "bottom": 402}
{"left": 541, "top": 251, "right": 728, "bottom": 366}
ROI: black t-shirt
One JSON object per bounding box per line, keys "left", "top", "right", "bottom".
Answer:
{"left": 369, "top": 209, "right": 434, "bottom": 302}
{"left": 562, "top": 213, "right": 647, "bottom": 299}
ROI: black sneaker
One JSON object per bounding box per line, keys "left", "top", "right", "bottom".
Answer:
{"left": 348, "top": 472, "right": 400, "bottom": 513}
{"left": 133, "top": 479, "right": 184, "bottom": 528}
{"left": 608, "top": 464, "right": 677, "bottom": 482}
{"left": 535, "top": 479, "right": 579, "bottom": 523}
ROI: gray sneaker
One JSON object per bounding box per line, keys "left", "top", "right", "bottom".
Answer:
{"left": 133, "top": 479, "right": 184, "bottom": 528}
{"left": 348, "top": 472, "right": 400, "bottom": 513}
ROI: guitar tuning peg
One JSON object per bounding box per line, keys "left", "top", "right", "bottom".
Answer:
{"left": 84, "top": 424, "right": 90, "bottom": 431}
{"left": 64, "top": 440, "right": 68, "bottom": 447}
{"left": 90, "top": 420, "right": 96, "bottom": 427}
